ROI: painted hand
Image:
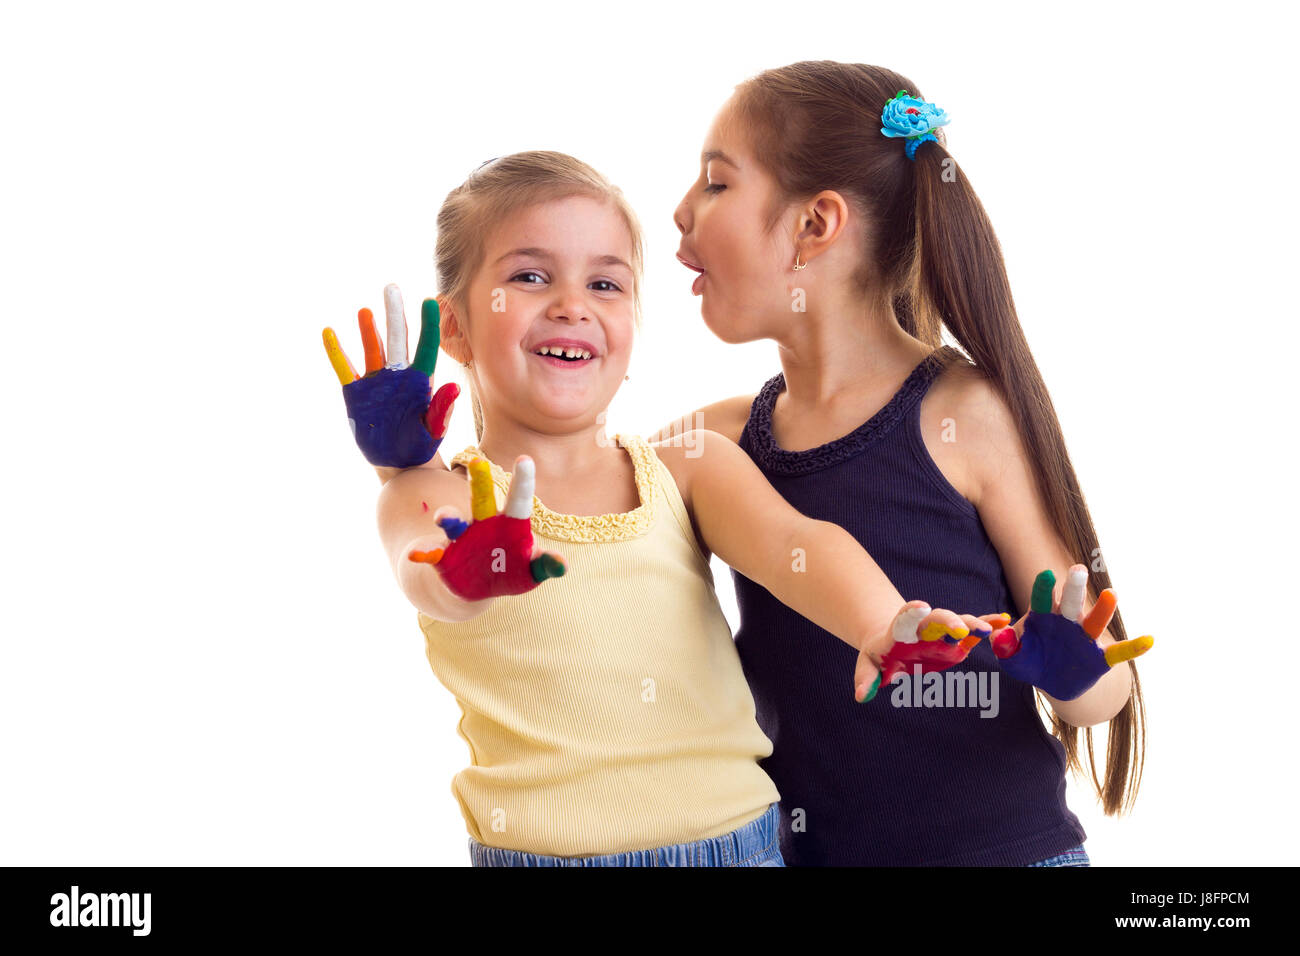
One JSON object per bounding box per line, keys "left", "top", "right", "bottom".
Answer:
{"left": 991, "top": 565, "right": 1154, "bottom": 701}
{"left": 856, "top": 604, "right": 1006, "bottom": 703}
{"left": 322, "top": 285, "right": 460, "bottom": 468}
{"left": 407, "top": 455, "right": 567, "bottom": 601}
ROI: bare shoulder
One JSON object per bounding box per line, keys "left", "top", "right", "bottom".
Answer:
{"left": 918, "top": 358, "right": 1017, "bottom": 509}
{"left": 650, "top": 428, "right": 766, "bottom": 563}
{"left": 649, "top": 427, "right": 750, "bottom": 497}
{"left": 646, "top": 393, "right": 758, "bottom": 446}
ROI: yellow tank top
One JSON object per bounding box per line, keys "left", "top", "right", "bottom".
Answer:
{"left": 416, "top": 433, "right": 779, "bottom": 857}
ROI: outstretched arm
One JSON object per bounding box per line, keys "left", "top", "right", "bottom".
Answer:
{"left": 678, "top": 429, "right": 978, "bottom": 701}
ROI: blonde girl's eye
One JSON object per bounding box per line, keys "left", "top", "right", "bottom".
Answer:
{"left": 511, "top": 270, "right": 546, "bottom": 284}
{"left": 590, "top": 279, "right": 623, "bottom": 293}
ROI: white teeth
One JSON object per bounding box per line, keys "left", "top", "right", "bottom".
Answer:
{"left": 535, "top": 346, "right": 592, "bottom": 359}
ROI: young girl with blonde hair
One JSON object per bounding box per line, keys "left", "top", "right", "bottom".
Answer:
{"left": 323, "top": 150, "right": 1000, "bottom": 866}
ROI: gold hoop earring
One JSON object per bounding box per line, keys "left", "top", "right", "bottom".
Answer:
{"left": 793, "top": 252, "right": 807, "bottom": 271}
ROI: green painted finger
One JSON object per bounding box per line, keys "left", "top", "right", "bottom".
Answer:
{"left": 411, "top": 298, "right": 443, "bottom": 377}
{"left": 858, "top": 673, "right": 881, "bottom": 704}
{"left": 1030, "top": 569, "right": 1056, "bottom": 615}
{"left": 531, "top": 554, "right": 566, "bottom": 584}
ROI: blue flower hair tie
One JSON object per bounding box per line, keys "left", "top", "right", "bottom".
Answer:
{"left": 880, "top": 89, "right": 951, "bottom": 160}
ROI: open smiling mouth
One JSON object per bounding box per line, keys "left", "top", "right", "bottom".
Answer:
{"left": 532, "top": 346, "right": 596, "bottom": 366}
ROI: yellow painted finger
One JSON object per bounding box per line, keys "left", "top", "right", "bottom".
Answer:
{"left": 919, "top": 621, "right": 947, "bottom": 642}
{"left": 322, "top": 327, "right": 358, "bottom": 385}
{"left": 1104, "top": 635, "right": 1153, "bottom": 667}
{"left": 920, "top": 620, "right": 969, "bottom": 642}
{"left": 469, "top": 458, "right": 498, "bottom": 521}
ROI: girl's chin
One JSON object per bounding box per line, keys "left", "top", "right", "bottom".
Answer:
{"left": 699, "top": 299, "right": 753, "bottom": 345}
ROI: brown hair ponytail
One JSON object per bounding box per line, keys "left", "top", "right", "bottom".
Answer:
{"left": 733, "top": 60, "right": 1145, "bottom": 814}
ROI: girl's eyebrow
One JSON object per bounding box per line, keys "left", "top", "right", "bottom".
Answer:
{"left": 591, "top": 254, "right": 633, "bottom": 272}
{"left": 495, "top": 247, "right": 551, "bottom": 264}
{"left": 702, "top": 149, "right": 740, "bottom": 169}
{"left": 496, "top": 248, "right": 631, "bottom": 272}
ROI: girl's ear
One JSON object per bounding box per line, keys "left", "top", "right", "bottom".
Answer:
{"left": 437, "top": 296, "right": 472, "bottom": 365}
{"left": 794, "top": 190, "right": 852, "bottom": 261}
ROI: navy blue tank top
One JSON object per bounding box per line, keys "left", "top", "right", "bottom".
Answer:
{"left": 733, "top": 346, "right": 1086, "bottom": 866}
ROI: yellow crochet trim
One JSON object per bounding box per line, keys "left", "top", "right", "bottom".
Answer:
{"left": 447, "top": 433, "right": 657, "bottom": 543}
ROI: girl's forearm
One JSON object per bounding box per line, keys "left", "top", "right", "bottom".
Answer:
{"left": 759, "top": 518, "right": 905, "bottom": 659}
{"left": 393, "top": 532, "right": 492, "bottom": 623}
{"left": 375, "top": 450, "right": 452, "bottom": 486}
{"left": 1045, "top": 641, "right": 1133, "bottom": 727}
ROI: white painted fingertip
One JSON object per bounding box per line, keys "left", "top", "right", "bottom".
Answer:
{"left": 892, "top": 603, "right": 930, "bottom": 645}
{"left": 504, "top": 456, "right": 535, "bottom": 519}
{"left": 1060, "top": 566, "right": 1087, "bottom": 621}
{"left": 384, "top": 283, "right": 408, "bottom": 368}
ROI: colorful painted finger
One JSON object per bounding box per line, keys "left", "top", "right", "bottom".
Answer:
{"left": 1104, "top": 635, "right": 1153, "bottom": 667}
{"left": 322, "top": 327, "right": 358, "bottom": 385}
{"left": 1059, "top": 566, "right": 1088, "bottom": 621}
{"left": 468, "top": 458, "right": 498, "bottom": 521}
{"left": 857, "top": 673, "right": 881, "bottom": 704}
{"left": 891, "top": 603, "right": 931, "bottom": 645}
{"left": 437, "top": 516, "right": 469, "bottom": 540}
{"left": 411, "top": 298, "right": 442, "bottom": 377}
{"left": 1081, "top": 588, "right": 1117, "bottom": 639}
{"left": 409, "top": 547, "right": 444, "bottom": 565}
{"left": 358, "top": 307, "right": 386, "bottom": 375}
{"left": 426, "top": 382, "right": 460, "bottom": 441}
{"left": 531, "top": 553, "right": 565, "bottom": 583}
{"left": 504, "top": 457, "right": 535, "bottom": 519}
{"left": 991, "top": 626, "right": 1021, "bottom": 659}
{"left": 919, "top": 622, "right": 945, "bottom": 642}
{"left": 1030, "top": 569, "right": 1056, "bottom": 615}
{"left": 920, "top": 618, "right": 969, "bottom": 643}
{"left": 384, "top": 283, "right": 408, "bottom": 368}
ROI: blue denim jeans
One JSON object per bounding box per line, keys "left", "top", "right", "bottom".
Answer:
{"left": 468, "top": 802, "right": 785, "bottom": 867}
{"left": 1026, "top": 844, "right": 1090, "bottom": 867}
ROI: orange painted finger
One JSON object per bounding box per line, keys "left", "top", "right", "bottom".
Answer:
{"left": 322, "top": 327, "right": 358, "bottom": 385}
{"left": 1081, "top": 589, "right": 1118, "bottom": 640}
{"left": 359, "top": 307, "right": 386, "bottom": 375}
{"left": 408, "top": 548, "right": 444, "bottom": 565}
{"left": 1104, "top": 635, "right": 1153, "bottom": 667}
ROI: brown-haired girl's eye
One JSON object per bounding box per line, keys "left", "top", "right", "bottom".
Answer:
{"left": 704, "top": 184, "right": 726, "bottom": 194}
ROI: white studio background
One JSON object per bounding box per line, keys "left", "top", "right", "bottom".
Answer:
{"left": 2, "top": 0, "right": 1294, "bottom": 866}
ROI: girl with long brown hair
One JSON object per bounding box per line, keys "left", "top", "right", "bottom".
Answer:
{"left": 661, "top": 60, "right": 1153, "bottom": 865}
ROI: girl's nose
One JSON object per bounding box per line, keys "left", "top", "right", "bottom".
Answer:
{"left": 674, "top": 195, "right": 691, "bottom": 235}
{"left": 546, "top": 283, "right": 591, "bottom": 323}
